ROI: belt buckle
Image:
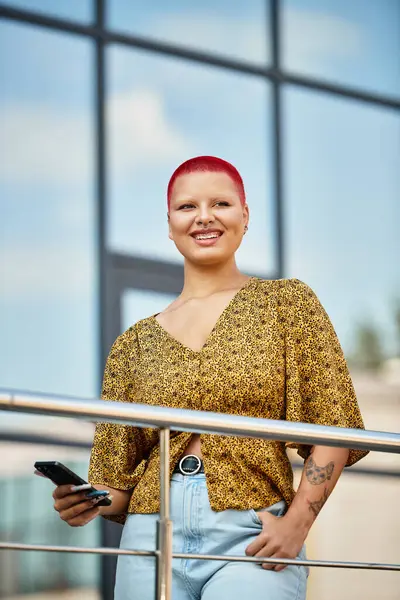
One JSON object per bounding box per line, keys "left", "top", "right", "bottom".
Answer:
{"left": 178, "top": 454, "right": 201, "bottom": 475}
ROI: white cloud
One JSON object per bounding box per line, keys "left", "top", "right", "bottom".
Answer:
{"left": 0, "top": 89, "right": 190, "bottom": 186}
{"left": 283, "top": 8, "right": 363, "bottom": 72}
{"left": 0, "top": 106, "right": 92, "bottom": 185}
{"left": 57, "top": 197, "right": 94, "bottom": 229}
{"left": 147, "top": 13, "right": 267, "bottom": 64}
{"left": 0, "top": 244, "right": 95, "bottom": 300}
{"left": 139, "top": 8, "right": 362, "bottom": 73}
{"left": 107, "top": 89, "right": 191, "bottom": 176}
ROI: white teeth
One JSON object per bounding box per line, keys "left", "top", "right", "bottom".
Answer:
{"left": 194, "top": 233, "right": 220, "bottom": 240}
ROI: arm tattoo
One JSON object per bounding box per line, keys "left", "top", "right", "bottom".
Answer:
{"left": 308, "top": 487, "right": 329, "bottom": 518}
{"left": 305, "top": 456, "right": 334, "bottom": 485}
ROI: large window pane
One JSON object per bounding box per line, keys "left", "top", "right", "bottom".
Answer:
{"left": 0, "top": 22, "right": 97, "bottom": 403}
{"left": 1, "top": 0, "right": 93, "bottom": 22}
{"left": 0, "top": 26, "right": 98, "bottom": 594}
{"left": 282, "top": 0, "right": 400, "bottom": 98}
{"left": 283, "top": 86, "right": 400, "bottom": 367}
{"left": 107, "top": 47, "right": 276, "bottom": 276}
{"left": 108, "top": 0, "right": 269, "bottom": 65}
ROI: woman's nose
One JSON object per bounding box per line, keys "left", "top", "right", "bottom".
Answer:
{"left": 196, "top": 214, "right": 214, "bottom": 225}
{"left": 195, "top": 208, "right": 214, "bottom": 225}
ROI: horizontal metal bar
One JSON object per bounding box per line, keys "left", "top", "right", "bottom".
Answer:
{"left": 1, "top": 6, "right": 400, "bottom": 111}
{"left": 1, "top": 430, "right": 399, "bottom": 479}
{"left": 1, "top": 390, "right": 399, "bottom": 454}
{"left": 1, "top": 542, "right": 399, "bottom": 571}
{"left": 0, "top": 541, "right": 155, "bottom": 557}
{"left": 174, "top": 552, "right": 400, "bottom": 572}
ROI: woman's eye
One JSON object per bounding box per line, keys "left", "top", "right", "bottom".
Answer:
{"left": 178, "top": 201, "right": 229, "bottom": 209}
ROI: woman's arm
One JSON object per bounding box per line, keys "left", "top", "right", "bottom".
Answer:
{"left": 285, "top": 445, "right": 349, "bottom": 532}
{"left": 96, "top": 485, "right": 132, "bottom": 517}
{"left": 87, "top": 326, "right": 154, "bottom": 524}
{"left": 245, "top": 445, "right": 350, "bottom": 570}
{"left": 246, "top": 279, "right": 368, "bottom": 570}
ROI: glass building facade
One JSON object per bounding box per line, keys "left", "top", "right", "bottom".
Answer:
{"left": 0, "top": 1, "right": 399, "bottom": 598}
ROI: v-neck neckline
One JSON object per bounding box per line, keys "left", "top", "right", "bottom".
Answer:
{"left": 149, "top": 276, "right": 257, "bottom": 355}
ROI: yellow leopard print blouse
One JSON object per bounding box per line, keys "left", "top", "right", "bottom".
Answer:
{"left": 88, "top": 277, "right": 368, "bottom": 524}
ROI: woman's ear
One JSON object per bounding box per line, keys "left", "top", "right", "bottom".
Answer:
{"left": 243, "top": 203, "right": 250, "bottom": 228}
{"left": 167, "top": 213, "right": 174, "bottom": 241}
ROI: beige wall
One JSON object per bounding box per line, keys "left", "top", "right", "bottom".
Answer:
{"left": 302, "top": 369, "right": 400, "bottom": 600}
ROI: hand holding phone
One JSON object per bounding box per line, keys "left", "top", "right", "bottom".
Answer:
{"left": 34, "top": 461, "right": 112, "bottom": 527}
{"left": 34, "top": 461, "right": 112, "bottom": 507}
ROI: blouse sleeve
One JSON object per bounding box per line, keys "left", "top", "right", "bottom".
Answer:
{"left": 88, "top": 325, "right": 149, "bottom": 492}
{"left": 283, "top": 278, "right": 369, "bottom": 466}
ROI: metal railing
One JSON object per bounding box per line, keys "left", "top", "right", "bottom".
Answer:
{"left": 1, "top": 389, "right": 400, "bottom": 600}
{"left": 3, "top": 430, "right": 399, "bottom": 479}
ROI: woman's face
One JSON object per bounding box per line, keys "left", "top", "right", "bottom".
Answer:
{"left": 168, "top": 170, "right": 249, "bottom": 265}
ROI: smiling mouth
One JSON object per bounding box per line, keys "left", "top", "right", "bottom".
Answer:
{"left": 194, "top": 233, "right": 221, "bottom": 240}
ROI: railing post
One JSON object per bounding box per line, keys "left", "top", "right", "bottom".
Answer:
{"left": 156, "top": 428, "right": 172, "bottom": 600}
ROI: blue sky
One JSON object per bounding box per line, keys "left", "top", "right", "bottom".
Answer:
{"left": 0, "top": 1, "right": 399, "bottom": 431}
{"left": 282, "top": 0, "right": 400, "bottom": 98}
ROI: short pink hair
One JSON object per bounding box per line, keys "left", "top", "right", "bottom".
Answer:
{"left": 167, "top": 156, "right": 246, "bottom": 210}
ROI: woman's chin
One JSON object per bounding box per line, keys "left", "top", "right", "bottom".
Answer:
{"left": 185, "top": 249, "right": 229, "bottom": 266}
{"left": 175, "top": 239, "right": 239, "bottom": 264}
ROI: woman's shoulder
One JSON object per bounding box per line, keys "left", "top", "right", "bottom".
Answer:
{"left": 253, "top": 276, "right": 311, "bottom": 296}
{"left": 122, "top": 312, "right": 157, "bottom": 335}
{"left": 252, "top": 277, "right": 320, "bottom": 315}
{"left": 109, "top": 322, "right": 140, "bottom": 354}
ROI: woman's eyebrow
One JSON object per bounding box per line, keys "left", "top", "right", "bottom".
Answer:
{"left": 172, "top": 197, "right": 196, "bottom": 206}
{"left": 210, "top": 195, "right": 233, "bottom": 201}
{"left": 173, "top": 194, "right": 232, "bottom": 205}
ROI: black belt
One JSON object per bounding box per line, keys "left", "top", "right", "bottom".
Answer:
{"left": 173, "top": 454, "right": 204, "bottom": 475}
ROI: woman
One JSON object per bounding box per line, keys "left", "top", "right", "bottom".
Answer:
{"left": 53, "top": 156, "right": 368, "bottom": 600}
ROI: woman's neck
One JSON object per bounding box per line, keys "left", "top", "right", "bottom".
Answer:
{"left": 181, "top": 262, "right": 249, "bottom": 299}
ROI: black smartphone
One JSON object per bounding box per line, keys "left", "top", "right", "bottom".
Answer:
{"left": 34, "top": 460, "right": 112, "bottom": 507}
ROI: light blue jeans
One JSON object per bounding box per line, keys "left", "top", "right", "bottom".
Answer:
{"left": 115, "top": 473, "right": 308, "bottom": 600}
